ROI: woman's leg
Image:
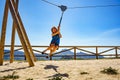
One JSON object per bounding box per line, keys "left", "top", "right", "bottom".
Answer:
{"left": 42, "top": 44, "right": 54, "bottom": 53}
{"left": 49, "top": 46, "right": 59, "bottom": 56}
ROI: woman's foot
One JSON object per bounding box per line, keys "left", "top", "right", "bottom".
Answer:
{"left": 46, "top": 56, "right": 49, "bottom": 58}
{"left": 41, "top": 52, "right": 45, "bottom": 54}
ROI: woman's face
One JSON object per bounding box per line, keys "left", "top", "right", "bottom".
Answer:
{"left": 52, "top": 27, "right": 57, "bottom": 33}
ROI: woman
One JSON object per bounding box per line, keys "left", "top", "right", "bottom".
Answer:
{"left": 42, "top": 25, "right": 62, "bottom": 58}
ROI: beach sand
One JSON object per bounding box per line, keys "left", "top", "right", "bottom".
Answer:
{"left": 0, "top": 59, "right": 120, "bottom": 80}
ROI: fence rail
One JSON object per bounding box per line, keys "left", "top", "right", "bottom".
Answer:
{"left": 4, "top": 45, "right": 120, "bottom": 60}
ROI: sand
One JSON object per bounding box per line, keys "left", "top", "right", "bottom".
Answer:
{"left": 0, "top": 59, "right": 120, "bottom": 80}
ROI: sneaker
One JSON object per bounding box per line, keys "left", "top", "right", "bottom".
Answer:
{"left": 46, "top": 56, "right": 49, "bottom": 58}
{"left": 41, "top": 52, "right": 45, "bottom": 54}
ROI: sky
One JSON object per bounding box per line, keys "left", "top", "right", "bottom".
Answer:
{"left": 0, "top": 0, "right": 120, "bottom": 46}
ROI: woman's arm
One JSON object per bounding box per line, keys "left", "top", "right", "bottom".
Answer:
{"left": 52, "top": 31, "right": 62, "bottom": 38}
{"left": 59, "top": 33, "right": 62, "bottom": 38}
{"left": 52, "top": 31, "right": 60, "bottom": 36}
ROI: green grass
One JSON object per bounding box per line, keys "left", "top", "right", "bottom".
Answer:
{"left": 0, "top": 71, "right": 19, "bottom": 80}
{"left": 80, "top": 72, "right": 89, "bottom": 75}
{"left": 101, "top": 67, "right": 118, "bottom": 75}
{"left": 49, "top": 76, "right": 64, "bottom": 80}
{"left": 26, "top": 78, "right": 34, "bottom": 80}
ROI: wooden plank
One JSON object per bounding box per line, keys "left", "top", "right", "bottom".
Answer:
{"left": 0, "top": 0, "right": 9, "bottom": 65}
{"left": 76, "top": 48, "right": 95, "bottom": 55}
{"left": 9, "top": 0, "right": 34, "bottom": 66}
{"left": 4, "top": 45, "right": 120, "bottom": 48}
{"left": 4, "top": 48, "right": 23, "bottom": 54}
{"left": 32, "top": 49, "right": 43, "bottom": 53}
{"left": 54, "top": 47, "right": 74, "bottom": 55}
{"left": 5, "top": 54, "right": 119, "bottom": 58}
{"left": 99, "top": 48, "right": 115, "bottom": 55}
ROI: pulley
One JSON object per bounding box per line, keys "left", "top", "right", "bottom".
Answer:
{"left": 58, "top": 5, "right": 67, "bottom": 12}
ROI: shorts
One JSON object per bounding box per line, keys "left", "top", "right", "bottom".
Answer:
{"left": 50, "top": 38, "right": 60, "bottom": 46}
{"left": 50, "top": 34, "right": 60, "bottom": 46}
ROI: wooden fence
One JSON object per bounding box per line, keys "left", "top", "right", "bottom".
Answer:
{"left": 4, "top": 45, "right": 120, "bottom": 60}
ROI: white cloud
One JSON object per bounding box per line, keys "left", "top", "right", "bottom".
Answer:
{"left": 89, "top": 28, "right": 120, "bottom": 45}
{"left": 98, "top": 28, "right": 120, "bottom": 38}
{"left": 70, "top": 28, "right": 120, "bottom": 46}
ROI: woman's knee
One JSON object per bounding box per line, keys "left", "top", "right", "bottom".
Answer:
{"left": 53, "top": 46, "right": 58, "bottom": 51}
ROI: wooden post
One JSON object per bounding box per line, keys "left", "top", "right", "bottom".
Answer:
{"left": 10, "top": 0, "right": 36, "bottom": 62}
{"left": 9, "top": 0, "right": 34, "bottom": 66}
{"left": 0, "top": 0, "right": 9, "bottom": 65}
{"left": 10, "top": 0, "right": 19, "bottom": 63}
{"left": 10, "top": 19, "right": 16, "bottom": 63}
{"left": 96, "top": 47, "right": 98, "bottom": 59}
{"left": 17, "top": 14, "right": 37, "bottom": 61}
{"left": 74, "top": 47, "right": 76, "bottom": 60}
{"left": 115, "top": 47, "right": 118, "bottom": 58}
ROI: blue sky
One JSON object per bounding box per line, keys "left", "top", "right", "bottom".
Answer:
{"left": 0, "top": 0, "right": 120, "bottom": 46}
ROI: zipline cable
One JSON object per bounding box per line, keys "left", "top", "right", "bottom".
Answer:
{"left": 41, "top": 0, "right": 59, "bottom": 7}
{"left": 41, "top": 0, "right": 120, "bottom": 26}
{"left": 41, "top": 0, "right": 67, "bottom": 11}
{"left": 68, "top": 4, "right": 120, "bottom": 9}
{"left": 41, "top": 0, "right": 120, "bottom": 9}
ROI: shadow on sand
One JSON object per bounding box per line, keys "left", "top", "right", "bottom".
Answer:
{"left": 46, "top": 73, "right": 69, "bottom": 78}
{"left": 44, "top": 65, "right": 59, "bottom": 73}
{"left": 0, "top": 66, "right": 30, "bottom": 73}
{"left": 44, "top": 65, "right": 69, "bottom": 78}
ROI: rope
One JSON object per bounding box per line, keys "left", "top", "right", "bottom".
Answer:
{"left": 41, "top": 0, "right": 66, "bottom": 27}
{"left": 58, "top": 12, "right": 64, "bottom": 26}
{"left": 68, "top": 4, "right": 120, "bottom": 9}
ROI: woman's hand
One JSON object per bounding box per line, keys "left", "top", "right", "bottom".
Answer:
{"left": 52, "top": 31, "right": 60, "bottom": 36}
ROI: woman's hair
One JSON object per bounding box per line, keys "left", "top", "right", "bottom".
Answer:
{"left": 51, "top": 26, "right": 57, "bottom": 33}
